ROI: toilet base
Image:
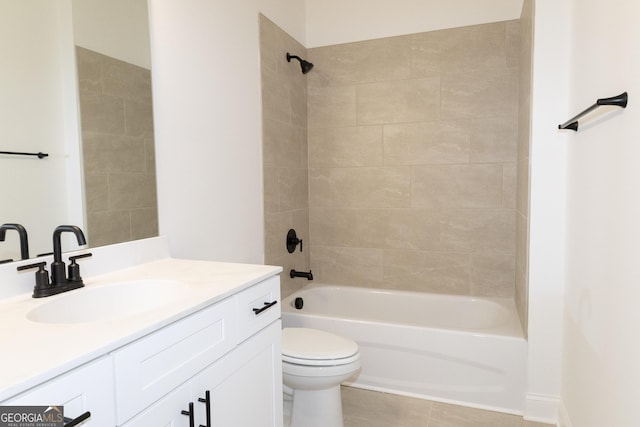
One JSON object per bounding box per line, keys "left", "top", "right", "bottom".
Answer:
{"left": 289, "top": 385, "right": 343, "bottom": 427}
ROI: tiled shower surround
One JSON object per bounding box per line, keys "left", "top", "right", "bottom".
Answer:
{"left": 76, "top": 47, "right": 158, "bottom": 247}
{"left": 307, "top": 22, "right": 520, "bottom": 298}
{"left": 260, "top": 16, "right": 311, "bottom": 298}
{"left": 261, "top": 15, "right": 531, "bottom": 319}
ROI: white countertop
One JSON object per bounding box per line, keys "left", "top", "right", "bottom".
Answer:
{"left": 0, "top": 253, "right": 281, "bottom": 402}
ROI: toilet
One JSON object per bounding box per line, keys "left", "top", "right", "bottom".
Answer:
{"left": 282, "top": 328, "right": 361, "bottom": 427}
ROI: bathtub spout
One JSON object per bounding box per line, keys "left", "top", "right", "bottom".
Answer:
{"left": 290, "top": 269, "right": 313, "bottom": 280}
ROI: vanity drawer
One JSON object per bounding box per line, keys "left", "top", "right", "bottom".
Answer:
{"left": 2, "top": 356, "right": 115, "bottom": 426}
{"left": 113, "top": 297, "right": 237, "bottom": 425}
{"left": 237, "top": 275, "right": 281, "bottom": 342}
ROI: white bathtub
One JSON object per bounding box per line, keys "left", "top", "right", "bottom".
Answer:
{"left": 281, "top": 284, "right": 527, "bottom": 414}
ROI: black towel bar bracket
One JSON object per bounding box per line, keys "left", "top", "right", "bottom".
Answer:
{"left": 558, "top": 92, "right": 628, "bottom": 131}
{"left": 0, "top": 150, "right": 49, "bottom": 159}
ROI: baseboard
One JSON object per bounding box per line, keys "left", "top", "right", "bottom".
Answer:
{"left": 524, "top": 393, "right": 560, "bottom": 424}
{"left": 557, "top": 400, "right": 573, "bottom": 427}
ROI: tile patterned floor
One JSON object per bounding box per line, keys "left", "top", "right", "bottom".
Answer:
{"left": 341, "top": 386, "right": 554, "bottom": 427}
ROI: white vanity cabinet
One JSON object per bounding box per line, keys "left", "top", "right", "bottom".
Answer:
{"left": 120, "top": 275, "right": 282, "bottom": 426}
{"left": 0, "top": 272, "right": 283, "bottom": 427}
{"left": 2, "top": 356, "right": 116, "bottom": 426}
{"left": 125, "top": 321, "right": 282, "bottom": 427}
{"left": 189, "top": 321, "right": 282, "bottom": 427}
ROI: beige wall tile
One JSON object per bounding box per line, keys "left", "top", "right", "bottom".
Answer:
{"left": 410, "top": 22, "right": 507, "bottom": 76}
{"left": 469, "top": 116, "right": 518, "bottom": 163}
{"left": 356, "top": 208, "right": 438, "bottom": 251}
{"left": 266, "top": 19, "right": 522, "bottom": 298}
{"left": 124, "top": 98, "right": 154, "bottom": 137}
{"left": 357, "top": 77, "right": 440, "bottom": 124}
{"left": 144, "top": 136, "right": 156, "bottom": 174}
{"left": 308, "top": 126, "right": 383, "bottom": 167}
{"left": 84, "top": 173, "right": 109, "bottom": 212}
{"left": 130, "top": 207, "right": 159, "bottom": 240}
{"left": 517, "top": 158, "right": 530, "bottom": 215}
{"left": 441, "top": 68, "right": 518, "bottom": 120}
{"left": 78, "top": 48, "right": 158, "bottom": 246}
{"left": 308, "top": 85, "right": 357, "bottom": 129}
{"left": 75, "top": 47, "right": 103, "bottom": 93}
{"left": 310, "top": 246, "right": 384, "bottom": 287}
{"left": 308, "top": 168, "right": 332, "bottom": 208}
{"left": 258, "top": 15, "right": 278, "bottom": 75}
{"left": 261, "top": 69, "right": 294, "bottom": 125}
{"left": 384, "top": 249, "right": 471, "bottom": 294}
{"left": 260, "top": 17, "right": 310, "bottom": 298}
{"left": 263, "top": 166, "right": 279, "bottom": 214}
{"left": 307, "top": 37, "right": 411, "bottom": 87}
{"left": 86, "top": 211, "right": 131, "bottom": 247}
{"left": 515, "top": 0, "right": 533, "bottom": 334}
{"left": 264, "top": 211, "right": 293, "bottom": 263}
{"left": 515, "top": 265, "right": 528, "bottom": 335}
{"left": 309, "top": 208, "right": 360, "bottom": 247}
{"left": 109, "top": 173, "right": 157, "bottom": 210}
{"left": 516, "top": 212, "right": 529, "bottom": 282}
{"left": 262, "top": 118, "right": 305, "bottom": 168}
{"left": 506, "top": 20, "right": 522, "bottom": 68}
{"left": 331, "top": 167, "right": 411, "bottom": 208}
{"left": 503, "top": 163, "right": 517, "bottom": 209}
{"left": 383, "top": 121, "right": 470, "bottom": 165}
{"left": 438, "top": 209, "right": 516, "bottom": 254}
{"left": 79, "top": 91, "right": 125, "bottom": 134}
{"left": 82, "top": 133, "right": 146, "bottom": 174}
{"left": 470, "top": 253, "right": 516, "bottom": 297}
{"left": 412, "top": 164, "right": 504, "bottom": 208}
{"left": 372, "top": 208, "right": 515, "bottom": 254}
{"left": 278, "top": 168, "right": 308, "bottom": 211}
{"left": 102, "top": 57, "right": 152, "bottom": 104}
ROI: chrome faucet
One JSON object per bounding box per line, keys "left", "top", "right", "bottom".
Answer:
{"left": 0, "top": 223, "right": 30, "bottom": 260}
{"left": 17, "top": 225, "right": 92, "bottom": 298}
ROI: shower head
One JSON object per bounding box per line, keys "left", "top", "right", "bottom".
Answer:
{"left": 286, "top": 52, "right": 314, "bottom": 74}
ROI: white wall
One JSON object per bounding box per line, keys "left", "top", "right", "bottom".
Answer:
{"left": 305, "top": 0, "right": 524, "bottom": 47}
{"left": 258, "top": 0, "right": 306, "bottom": 46}
{"left": 524, "top": 0, "right": 570, "bottom": 421}
{"left": 72, "top": 0, "right": 151, "bottom": 69}
{"left": 560, "top": 1, "right": 640, "bottom": 425}
{"left": 0, "top": 0, "right": 83, "bottom": 260}
{"left": 148, "top": 0, "right": 303, "bottom": 264}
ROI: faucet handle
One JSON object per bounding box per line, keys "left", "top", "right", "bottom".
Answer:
{"left": 68, "top": 253, "right": 92, "bottom": 283}
{"left": 17, "top": 262, "right": 51, "bottom": 297}
{"left": 286, "top": 229, "right": 303, "bottom": 253}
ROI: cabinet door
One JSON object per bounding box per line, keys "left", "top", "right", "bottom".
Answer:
{"left": 121, "top": 383, "right": 191, "bottom": 427}
{"left": 113, "top": 296, "right": 237, "bottom": 425}
{"left": 191, "top": 321, "right": 283, "bottom": 427}
{"left": 2, "top": 357, "right": 115, "bottom": 426}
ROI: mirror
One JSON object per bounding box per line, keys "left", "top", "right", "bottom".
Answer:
{"left": 0, "top": 0, "right": 157, "bottom": 262}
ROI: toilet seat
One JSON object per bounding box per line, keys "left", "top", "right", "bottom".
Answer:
{"left": 282, "top": 328, "right": 359, "bottom": 367}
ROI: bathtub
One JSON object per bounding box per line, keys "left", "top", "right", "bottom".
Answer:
{"left": 281, "top": 284, "right": 527, "bottom": 414}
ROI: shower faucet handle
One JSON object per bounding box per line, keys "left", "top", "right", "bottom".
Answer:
{"left": 286, "top": 229, "right": 303, "bottom": 253}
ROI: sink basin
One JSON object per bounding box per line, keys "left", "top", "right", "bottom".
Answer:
{"left": 27, "top": 280, "right": 185, "bottom": 324}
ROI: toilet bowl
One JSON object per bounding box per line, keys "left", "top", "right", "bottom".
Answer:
{"left": 282, "top": 327, "right": 360, "bottom": 427}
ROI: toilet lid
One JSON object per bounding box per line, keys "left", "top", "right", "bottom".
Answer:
{"left": 282, "top": 328, "right": 359, "bottom": 366}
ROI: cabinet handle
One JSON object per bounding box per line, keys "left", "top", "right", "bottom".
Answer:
{"left": 181, "top": 402, "right": 195, "bottom": 427}
{"left": 63, "top": 411, "right": 91, "bottom": 427}
{"left": 198, "top": 390, "right": 211, "bottom": 427}
{"left": 253, "top": 300, "right": 278, "bottom": 315}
